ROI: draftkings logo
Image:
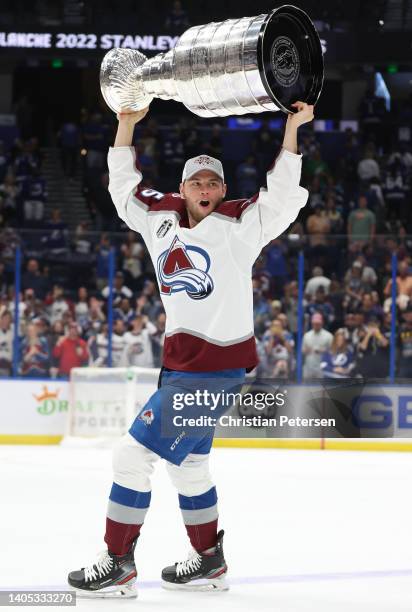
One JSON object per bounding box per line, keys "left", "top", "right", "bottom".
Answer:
{"left": 33, "top": 385, "right": 68, "bottom": 416}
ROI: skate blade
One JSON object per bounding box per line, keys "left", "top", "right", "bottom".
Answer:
{"left": 162, "top": 576, "right": 229, "bottom": 592}
{"left": 69, "top": 582, "right": 138, "bottom": 599}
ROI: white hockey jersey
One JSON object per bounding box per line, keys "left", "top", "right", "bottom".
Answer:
{"left": 121, "top": 324, "right": 156, "bottom": 368}
{"left": 89, "top": 332, "right": 125, "bottom": 367}
{"left": 108, "top": 146, "right": 308, "bottom": 372}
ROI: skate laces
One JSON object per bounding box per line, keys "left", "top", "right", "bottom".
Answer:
{"left": 175, "top": 549, "right": 202, "bottom": 577}
{"left": 84, "top": 550, "right": 114, "bottom": 582}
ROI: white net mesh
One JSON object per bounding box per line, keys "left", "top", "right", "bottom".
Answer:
{"left": 62, "top": 367, "right": 160, "bottom": 446}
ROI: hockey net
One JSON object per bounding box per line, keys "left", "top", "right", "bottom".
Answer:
{"left": 62, "top": 367, "right": 160, "bottom": 447}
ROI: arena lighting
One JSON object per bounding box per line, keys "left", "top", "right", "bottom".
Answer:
{"left": 378, "top": 19, "right": 384, "bottom": 26}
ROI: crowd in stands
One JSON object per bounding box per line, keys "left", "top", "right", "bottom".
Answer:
{"left": 0, "top": 88, "right": 412, "bottom": 380}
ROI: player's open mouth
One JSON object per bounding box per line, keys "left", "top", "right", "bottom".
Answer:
{"left": 199, "top": 200, "right": 210, "bottom": 208}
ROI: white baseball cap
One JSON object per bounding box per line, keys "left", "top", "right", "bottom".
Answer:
{"left": 182, "top": 154, "right": 224, "bottom": 182}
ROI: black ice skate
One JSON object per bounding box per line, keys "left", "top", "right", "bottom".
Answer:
{"left": 162, "top": 529, "right": 228, "bottom": 591}
{"left": 67, "top": 539, "right": 138, "bottom": 598}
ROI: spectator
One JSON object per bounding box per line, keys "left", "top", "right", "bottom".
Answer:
{"left": 138, "top": 128, "right": 158, "bottom": 181}
{"left": 382, "top": 159, "right": 409, "bottom": 220}
{"left": 134, "top": 294, "right": 151, "bottom": 318}
{"left": 49, "top": 320, "right": 65, "bottom": 358}
{"left": 344, "top": 261, "right": 369, "bottom": 310}
{"left": 111, "top": 319, "right": 126, "bottom": 367}
{"left": 88, "top": 323, "right": 109, "bottom": 367}
{"left": 262, "top": 319, "right": 291, "bottom": 378}
{"left": 151, "top": 311, "right": 166, "bottom": 367}
{"left": 13, "top": 140, "right": 38, "bottom": 187}
{"left": 398, "top": 305, "right": 412, "bottom": 379}
{"left": 283, "top": 280, "right": 299, "bottom": 337}
{"left": 302, "top": 313, "right": 333, "bottom": 380}
{"left": 356, "top": 316, "right": 389, "bottom": 379}
{"left": 236, "top": 155, "right": 259, "bottom": 199}
{"left": 355, "top": 254, "right": 378, "bottom": 288}
{"left": 101, "top": 271, "right": 133, "bottom": 305}
{"left": 73, "top": 221, "right": 93, "bottom": 257}
{"left": 164, "top": 0, "right": 189, "bottom": 33}
{"left": 0, "top": 310, "right": 13, "bottom": 376}
{"left": 121, "top": 315, "right": 157, "bottom": 367}
{"left": 82, "top": 112, "right": 106, "bottom": 171}
{"left": 20, "top": 322, "right": 50, "bottom": 378}
{"left": 383, "top": 260, "right": 412, "bottom": 304}
{"left": 305, "top": 267, "right": 331, "bottom": 298}
{"left": 22, "top": 259, "right": 49, "bottom": 299}
{"left": 347, "top": 195, "right": 376, "bottom": 245}
{"left": 140, "top": 279, "right": 163, "bottom": 320}
{"left": 306, "top": 204, "right": 331, "bottom": 265}
{"left": 253, "top": 286, "right": 271, "bottom": 335}
{"left": 360, "top": 292, "right": 383, "bottom": 323}
{"left": 53, "top": 322, "right": 89, "bottom": 377}
{"left": 120, "top": 232, "right": 145, "bottom": 290}
{"left": 328, "top": 279, "right": 345, "bottom": 329}
{"left": 74, "top": 287, "right": 89, "bottom": 330}
{"left": 45, "top": 285, "right": 71, "bottom": 325}
{"left": 252, "top": 255, "right": 272, "bottom": 298}
{"left": 357, "top": 150, "right": 380, "bottom": 183}
{"left": 264, "top": 239, "right": 289, "bottom": 297}
{"left": 304, "top": 148, "right": 330, "bottom": 186}
{"left": 114, "top": 298, "right": 135, "bottom": 327}
{"left": 41, "top": 208, "right": 69, "bottom": 255}
{"left": 305, "top": 286, "right": 335, "bottom": 330}
{"left": 324, "top": 195, "right": 343, "bottom": 234}
{"left": 0, "top": 173, "right": 18, "bottom": 225}
{"left": 359, "top": 88, "right": 387, "bottom": 148}
{"left": 307, "top": 176, "right": 324, "bottom": 209}
{"left": 83, "top": 297, "right": 106, "bottom": 339}
{"left": 22, "top": 165, "right": 47, "bottom": 224}
{"left": 95, "top": 234, "right": 112, "bottom": 290}
{"left": 58, "top": 119, "right": 80, "bottom": 179}
{"left": 320, "top": 329, "right": 355, "bottom": 379}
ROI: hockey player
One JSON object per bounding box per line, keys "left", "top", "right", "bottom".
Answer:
{"left": 68, "top": 101, "right": 314, "bottom": 597}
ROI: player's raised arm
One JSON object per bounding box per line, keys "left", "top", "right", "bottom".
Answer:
{"left": 108, "top": 106, "right": 151, "bottom": 235}
{"left": 114, "top": 108, "right": 149, "bottom": 147}
{"left": 229, "top": 102, "right": 313, "bottom": 261}
{"left": 282, "top": 101, "right": 314, "bottom": 154}
{"left": 254, "top": 101, "right": 314, "bottom": 246}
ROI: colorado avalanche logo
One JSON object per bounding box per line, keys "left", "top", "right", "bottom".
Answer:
{"left": 157, "top": 236, "right": 214, "bottom": 300}
{"left": 139, "top": 408, "right": 154, "bottom": 426}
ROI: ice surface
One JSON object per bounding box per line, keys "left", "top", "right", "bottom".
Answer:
{"left": 1, "top": 444, "right": 412, "bottom": 611}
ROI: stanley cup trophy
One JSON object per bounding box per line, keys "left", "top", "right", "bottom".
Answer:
{"left": 100, "top": 4, "right": 324, "bottom": 117}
